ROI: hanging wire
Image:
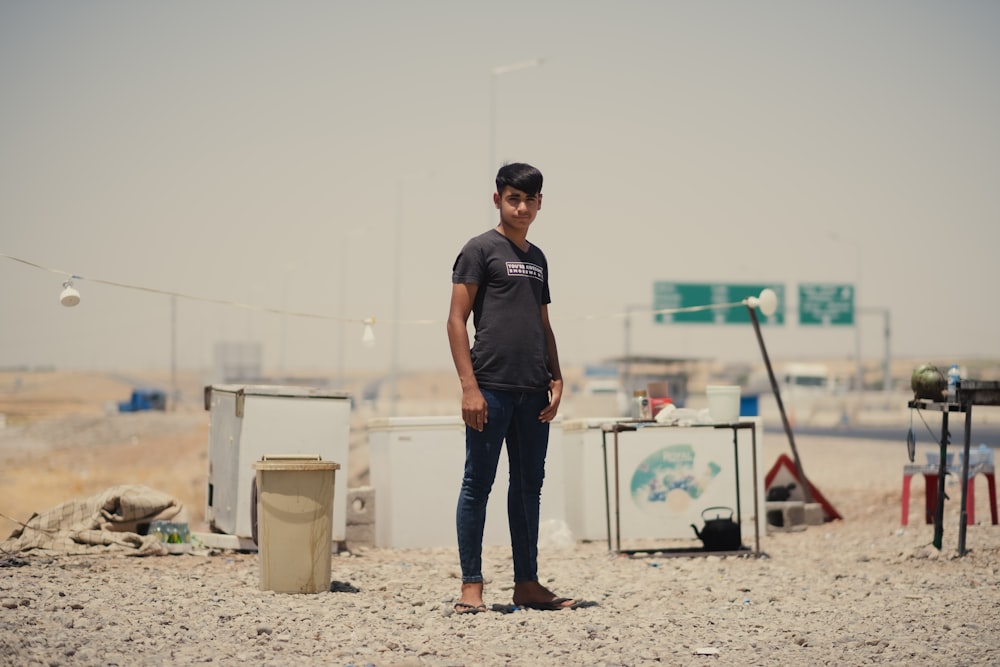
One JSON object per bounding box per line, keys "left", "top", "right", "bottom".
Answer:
{"left": 0, "top": 252, "right": 373, "bottom": 324}
{"left": 1, "top": 252, "right": 761, "bottom": 326}
{"left": 914, "top": 406, "right": 946, "bottom": 443}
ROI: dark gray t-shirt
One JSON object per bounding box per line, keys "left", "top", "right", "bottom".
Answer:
{"left": 452, "top": 229, "right": 552, "bottom": 392}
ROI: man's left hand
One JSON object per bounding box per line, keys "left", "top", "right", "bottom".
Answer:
{"left": 539, "top": 379, "right": 563, "bottom": 422}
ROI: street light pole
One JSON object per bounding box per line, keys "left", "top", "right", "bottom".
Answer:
{"left": 622, "top": 303, "right": 647, "bottom": 395}
{"left": 170, "top": 295, "right": 177, "bottom": 411}
{"left": 390, "top": 179, "right": 404, "bottom": 416}
{"left": 859, "top": 306, "right": 891, "bottom": 392}
{"left": 338, "top": 242, "right": 347, "bottom": 389}
{"left": 882, "top": 308, "right": 891, "bottom": 392}
{"left": 489, "top": 58, "right": 544, "bottom": 218}
{"left": 390, "top": 172, "right": 429, "bottom": 415}
{"left": 831, "top": 233, "right": 863, "bottom": 396}
{"left": 280, "top": 265, "right": 289, "bottom": 378}
{"left": 338, "top": 229, "right": 365, "bottom": 389}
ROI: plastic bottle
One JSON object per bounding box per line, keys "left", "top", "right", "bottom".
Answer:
{"left": 632, "top": 390, "right": 651, "bottom": 420}
{"left": 977, "top": 443, "right": 993, "bottom": 466}
{"left": 148, "top": 522, "right": 165, "bottom": 542}
{"left": 946, "top": 364, "right": 960, "bottom": 403}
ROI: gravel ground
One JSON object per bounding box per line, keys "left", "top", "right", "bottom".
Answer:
{"left": 2, "top": 515, "right": 999, "bottom": 666}
{"left": 2, "top": 372, "right": 999, "bottom": 666}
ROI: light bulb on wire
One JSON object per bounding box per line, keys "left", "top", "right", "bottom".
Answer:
{"left": 362, "top": 317, "right": 376, "bottom": 348}
{"left": 745, "top": 288, "right": 777, "bottom": 317}
{"left": 59, "top": 280, "right": 81, "bottom": 307}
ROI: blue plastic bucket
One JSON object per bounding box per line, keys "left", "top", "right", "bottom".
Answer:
{"left": 739, "top": 394, "right": 759, "bottom": 417}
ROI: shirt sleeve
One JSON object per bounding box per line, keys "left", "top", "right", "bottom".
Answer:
{"left": 451, "top": 240, "right": 484, "bottom": 285}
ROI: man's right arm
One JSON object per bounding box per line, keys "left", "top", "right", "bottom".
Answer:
{"left": 447, "top": 283, "right": 488, "bottom": 431}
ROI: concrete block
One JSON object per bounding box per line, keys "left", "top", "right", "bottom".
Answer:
{"left": 766, "top": 501, "right": 805, "bottom": 528}
{"left": 345, "top": 522, "right": 375, "bottom": 548}
{"left": 347, "top": 486, "right": 375, "bottom": 526}
{"left": 803, "top": 502, "right": 825, "bottom": 526}
{"left": 344, "top": 487, "right": 376, "bottom": 548}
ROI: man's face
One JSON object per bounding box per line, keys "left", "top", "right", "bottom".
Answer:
{"left": 495, "top": 186, "right": 542, "bottom": 230}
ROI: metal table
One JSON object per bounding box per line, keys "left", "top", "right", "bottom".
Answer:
{"left": 601, "top": 420, "right": 761, "bottom": 557}
{"left": 908, "top": 379, "right": 1000, "bottom": 556}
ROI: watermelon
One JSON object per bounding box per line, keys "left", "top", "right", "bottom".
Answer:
{"left": 911, "top": 363, "right": 946, "bottom": 401}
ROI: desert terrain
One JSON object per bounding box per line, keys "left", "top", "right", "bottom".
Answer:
{"left": 1, "top": 368, "right": 998, "bottom": 666}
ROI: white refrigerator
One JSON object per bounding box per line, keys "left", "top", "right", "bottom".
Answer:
{"left": 205, "top": 384, "right": 352, "bottom": 542}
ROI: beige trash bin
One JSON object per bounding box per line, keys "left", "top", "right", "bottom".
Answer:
{"left": 253, "top": 455, "right": 340, "bottom": 593}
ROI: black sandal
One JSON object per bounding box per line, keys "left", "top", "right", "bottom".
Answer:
{"left": 453, "top": 602, "right": 487, "bottom": 614}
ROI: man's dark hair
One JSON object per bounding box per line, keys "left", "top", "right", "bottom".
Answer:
{"left": 496, "top": 162, "right": 543, "bottom": 196}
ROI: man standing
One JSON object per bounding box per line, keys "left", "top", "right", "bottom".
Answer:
{"left": 447, "top": 162, "right": 579, "bottom": 613}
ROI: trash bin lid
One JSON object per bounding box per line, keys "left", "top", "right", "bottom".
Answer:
{"left": 367, "top": 416, "right": 465, "bottom": 430}
{"left": 253, "top": 455, "right": 340, "bottom": 471}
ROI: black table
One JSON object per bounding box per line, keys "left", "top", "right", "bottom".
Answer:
{"left": 909, "top": 379, "right": 1000, "bottom": 555}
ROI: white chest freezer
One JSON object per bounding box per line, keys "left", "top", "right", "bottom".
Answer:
{"left": 205, "top": 384, "right": 352, "bottom": 542}
{"left": 368, "top": 416, "right": 566, "bottom": 549}
{"left": 560, "top": 417, "right": 618, "bottom": 542}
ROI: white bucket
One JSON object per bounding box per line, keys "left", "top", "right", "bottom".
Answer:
{"left": 706, "top": 385, "right": 741, "bottom": 423}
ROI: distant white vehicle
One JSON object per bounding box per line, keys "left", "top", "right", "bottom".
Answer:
{"left": 749, "top": 363, "right": 839, "bottom": 395}
{"left": 782, "top": 363, "right": 837, "bottom": 392}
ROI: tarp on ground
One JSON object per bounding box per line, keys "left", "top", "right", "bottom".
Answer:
{"left": 1, "top": 484, "right": 182, "bottom": 556}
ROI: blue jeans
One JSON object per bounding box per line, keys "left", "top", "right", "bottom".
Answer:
{"left": 456, "top": 388, "right": 550, "bottom": 584}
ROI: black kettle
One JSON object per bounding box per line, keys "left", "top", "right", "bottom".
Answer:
{"left": 691, "top": 506, "right": 742, "bottom": 551}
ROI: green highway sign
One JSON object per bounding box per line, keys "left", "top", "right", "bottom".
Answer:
{"left": 799, "top": 283, "right": 854, "bottom": 325}
{"left": 653, "top": 282, "right": 785, "bottom": 325}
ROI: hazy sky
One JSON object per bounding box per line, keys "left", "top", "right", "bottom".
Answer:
{"left": 2, "top": 1, "right": 998, "bottom": 379}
